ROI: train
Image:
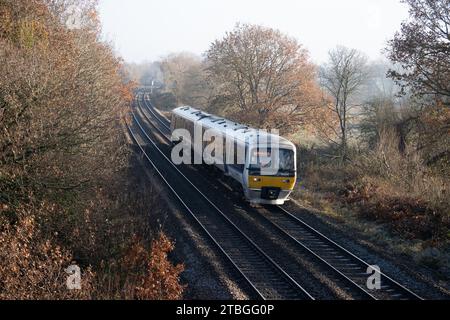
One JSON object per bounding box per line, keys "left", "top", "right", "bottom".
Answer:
{"left": 170, "top": 106, "right": 297, "bottom": 205}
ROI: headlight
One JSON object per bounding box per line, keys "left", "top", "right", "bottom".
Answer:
{"left": 253, "top": 177, "right": 261, "bottom": 182}
{"left": 282, "top": 179, "right": 290, "bottom": 183}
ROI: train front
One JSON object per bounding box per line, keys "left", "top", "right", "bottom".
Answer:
{"left": 244, "top": 138, "right": 297, "bottom": 205}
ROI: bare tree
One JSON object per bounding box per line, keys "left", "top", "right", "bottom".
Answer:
{"left": 387, "top": 0, "right": 450, "bottom": 106}
{"left": 205, "top": 23, "right": 322, "bottom": 132}
{"left": 319, "top": 46, "right": 368, "bottom": 157}
{"left": 160, "top": 52, "right": 204, "bottom": 105}
{"left": 178, "top": 61, "right": 215, "bottom": 109}
{"left": 387, "top": 0, "right": 450, "bottom": 166}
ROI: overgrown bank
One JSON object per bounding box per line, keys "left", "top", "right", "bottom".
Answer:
{"left": 0, "top": 0, "right": 184, "bottom": 299}
{"left": 292, "top": 140, "right": 450, "bottom": 274}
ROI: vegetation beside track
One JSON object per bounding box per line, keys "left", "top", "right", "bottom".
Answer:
{"left": 0, "top": 0, "right": 184, "bottom": 299}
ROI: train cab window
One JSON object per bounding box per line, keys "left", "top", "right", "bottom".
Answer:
{"left": 279, "top": 149, "right": 295, "bottom": 174}
{"left": 249, "top": 148, "right": 295, "bottom": 176}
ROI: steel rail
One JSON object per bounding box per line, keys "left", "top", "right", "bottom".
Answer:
{"left": 140, "top": 93, "right": 423, "bottom": 300}
{"left": 126, "top": 122, "right": 265, "bottom": 299}
{"left": 275, "top": 205, "right": 424, "bottom": 300}
{"left": 136, "top": 96, "right": 172, "bottom": 143}
{"left": 129, "top": 109, "right": 315, "bottom": 300}
{"left": 141, "top": 95, "right": 171, "bottom": 130}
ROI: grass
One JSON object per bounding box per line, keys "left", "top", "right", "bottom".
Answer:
{"left": 289, "top": 133, "right": 450, "bottom": 274}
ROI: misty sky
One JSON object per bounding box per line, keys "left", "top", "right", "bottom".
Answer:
{"left": 98, "top": 0, "right": 409, "bottom": 64}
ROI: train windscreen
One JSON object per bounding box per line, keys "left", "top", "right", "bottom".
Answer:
{"left": 249, "top": 148, "right": 295, "bottom": 176}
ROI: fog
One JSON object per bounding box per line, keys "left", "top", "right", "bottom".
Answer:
{"left": 98, "top": 0, "right": 409, "bottom": 64}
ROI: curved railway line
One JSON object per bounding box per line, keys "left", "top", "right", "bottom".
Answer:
{"left": 132, "top": 94, "right": 424, "bottom": 300}
{"left": 128, "top": 109, "right": 314, "bottom": 300}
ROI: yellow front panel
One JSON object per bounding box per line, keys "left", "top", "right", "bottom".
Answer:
{"left": 248, "top": 176, "right": 296, "bottom": 191}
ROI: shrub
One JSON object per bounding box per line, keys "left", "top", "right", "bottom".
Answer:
{"left": 122, "top": 233, "right": 185, "bottom": 300}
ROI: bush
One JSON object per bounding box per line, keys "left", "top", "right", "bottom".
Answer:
{"left": 0, "top": 208, "right": 95, "bottom": 299}
{"left": 295, "top": 124, "right": 449, "bottom": 243}
{"left": 0, "top": 0, "right": 185, "bottom": 300}
{"left": 121, "top": 233, "right": 185, "bottom": 300}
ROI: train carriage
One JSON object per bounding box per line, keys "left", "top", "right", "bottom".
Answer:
{"left": 170, "top": 106, "right": 297, "bottom": 205}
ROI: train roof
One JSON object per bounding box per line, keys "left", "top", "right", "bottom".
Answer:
{"left": 172, "top": 106, "right": 294, "bottom": 148}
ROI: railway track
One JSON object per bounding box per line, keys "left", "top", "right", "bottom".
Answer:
{"left": 137, "top": 97, "right": 172, "bottom": 143}
{"left": 259, "top": 206, "right": 423, "bottom": 300}
{"left": 137, "top": 94, "right": 424, "bottom": 300}
{"left": 141, "top": 95, "right": 171, "bottom": 129}
{"left": 127, "top": 104, "right": 315, "bottom": 300}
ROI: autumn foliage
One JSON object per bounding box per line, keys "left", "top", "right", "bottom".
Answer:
{"left": 122, "top": 234, "right": 185, "bottom": 300}
{"left": 206, "top": 24, "right": 323, "bottom": 133}
{"left": 0, "top": 0, "right": 183, "bottom": 299}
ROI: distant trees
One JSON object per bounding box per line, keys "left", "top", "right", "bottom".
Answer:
{"left": 319, "top": 46, "right": 369, "bottom": 156}
{"left": 124, "top": 61, "right": 163, "bottom": 86}
{"left": 387, "top": 0, "right": 450, "bottom": 105}
{"left": 160, "top": 52, "right": 210, "bottom": 106}
{"left": 150, "top": 25, "right": 323, "bottom": 133}
{"left": 205, "top": 24, "right": 322, "bottom": 132}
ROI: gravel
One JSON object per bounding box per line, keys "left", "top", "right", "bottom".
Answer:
{"left": 127, "top": 102, "right": 449, "bottom": 300}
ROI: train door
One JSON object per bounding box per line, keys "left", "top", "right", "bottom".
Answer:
{"left": 227, "top": 140, "right": 244, "bottom": 184}
{"left": 242, "top": 144, "right": 250, "bottom": 191}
